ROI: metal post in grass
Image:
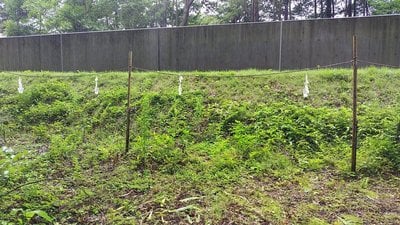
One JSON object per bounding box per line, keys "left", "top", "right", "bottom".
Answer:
{"left": 125, "top": 51, "right": 133, "bottom": 153}
{"left": 351, "top": 35, "right": 358, "bottom": 173}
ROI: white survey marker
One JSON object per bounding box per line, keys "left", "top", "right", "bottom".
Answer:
{"left": 94, "top": 76, "right": 99, "bottom": 95}
{"left": 178, "top": 75, "right": 183, "bottom": 95}
{"left": 18, "top": 77, "right": 24, "bottom": 94}
{"left": 303, "top": 75, "right": 309, "bottom": 98}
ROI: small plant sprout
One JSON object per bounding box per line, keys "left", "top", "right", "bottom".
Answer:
{"left": 178, "top": 75, "right": 183, "bottom": 96}
{"left": 94, "top": 76, "right": 99, "bottom": 95}
{"left": 18, "top": 77, "right": 24, "bottom": 94}
{"left": 303, "top": 74, "right": 309, "bottom": 98}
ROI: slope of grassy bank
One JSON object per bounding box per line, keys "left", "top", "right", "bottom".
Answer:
{"left": 0, "top": 68, "right": 399, "bottom": 224}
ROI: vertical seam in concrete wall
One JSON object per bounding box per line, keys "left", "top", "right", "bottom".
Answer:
{"left": 279, "top": 21, "right": 283, "bottom": 71}
{"left": 157, "top": 29, "right": 161, "bottom": 71}
{"left": 60, "top": 34, "right": 64, "bottom": 72}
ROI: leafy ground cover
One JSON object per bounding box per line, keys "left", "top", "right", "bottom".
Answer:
{"left": 0, "top": 67, "right": 399, "bottom": 224}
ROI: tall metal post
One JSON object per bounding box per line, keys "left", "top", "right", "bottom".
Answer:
{"left": 125, "top": 51, "right": 133, "bottom": 153}
{"left": 351, "top": 36, "right": 358, "bottom": 173}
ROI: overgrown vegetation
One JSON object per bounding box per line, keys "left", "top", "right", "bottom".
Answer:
{"left": 0, "top": 68, "right": 399, "bottom": 224}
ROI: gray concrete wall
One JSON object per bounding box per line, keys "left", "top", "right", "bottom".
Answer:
{"left": 40, "top": 35, "right": 62, "bottom": 71}
{"left": 0, "top": 15, "right": 399, "bottom": 72}
{"left": 281, "top": 16, "right": 400, "bottom": 69}
{"left": 158, "top": 22, "right": 281, "bottom": 70}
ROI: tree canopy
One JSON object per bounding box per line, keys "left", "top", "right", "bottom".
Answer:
{"left": 0, "top": 0, "right": 399, "bottom": 36}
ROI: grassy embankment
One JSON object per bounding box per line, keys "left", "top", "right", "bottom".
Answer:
{"left": 0, "top": 67, "right": 399, "bottom": 224}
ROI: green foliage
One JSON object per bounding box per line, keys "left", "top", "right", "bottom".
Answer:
{"left": 0, "top": 68, "right": 399, "bottom": 224}
{"left": 134, "top": 133, "right": 186, "bottom": 173}
{"left": 11, "top": 81, "right": 79, "bottom": 126}
{"left": 83, "top": 87, "right": 127, "bottom": 129}
{"left": 22, "top": 101, "right": 74, "bottom": 124}
{"left": 48, "top": 130, "right": 83, "bottom": 160}
{"left": 308, "top": 217, "right": 330, "bottom": 225}
{"left": 18, "top": 81, "right": 75, "bottom": 106}
{"left": 370, "top": 0, "right": 400, "bottom": 14}
{"left": 336, "top": 214, "right": 363, "bottom": 225}
{"left": 22, "top": 0, "right": 57, "bottom": 33}
{"left": 248, "top": 147, "right": 296, "bottom": 176}
{"left": 9, "top": 208, "right": 53, "bottom": 224}
{"left": 356, "top": 108, "right": 400, "bottom": 174}
{"left": 1, "top": 0, "right": 201, "bottom": 35}
{"left": 3, "top": 0, "right": 395, "bottom": 36}
{"left": 217, "top": 0, "right": 254, "bottom": 23}
{"left": 3, "top": 0, "right": 32, "bottom": 36}
{"left": 3, "top": 20, "right": 33, "bottom": 36}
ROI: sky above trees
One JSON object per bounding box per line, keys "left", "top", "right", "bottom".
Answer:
{"left": 0, "top": 0, "right": 399, "bottom": 36}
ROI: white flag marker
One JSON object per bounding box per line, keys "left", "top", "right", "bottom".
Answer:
{"left": 303, "top": 75, "right": 309, "bottom": 98}
{"left": 18, "top": 77, "right": 24, "bottom": 94}
{"left": 178, "top": 75, "right": 183, "bottom": 95}
{"left": 94, "top": 76, "right": 99, "bottom": 95}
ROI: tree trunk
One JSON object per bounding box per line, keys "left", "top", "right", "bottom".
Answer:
{"left": 320, "top": 0, "right": 324, "bottom": 18}
{"left": 273, "top": 0, "right": 282, "bottom": 21}
{"left": 174, "top": 0, "right": 178, "bottom": 26}
{"left": 160, "top": 0, "right": 168, "bottom": 27}
{"left": 283, "top": 0, "right": 289, "bottom": 20}
{"left": 252, "top": 0, "right": 259, "bottom": 22}
{"left": 326, "top": 0, "right": 332, "bottom": 17}
{"left": 364, "top": 0, "right": 369, "bottom": 16}
{"left": 314, "top": 0, "right": 317, "bottom": 18}
{"left": 348, "top": 1, "right": 353, "bottom": 16}
{"left": 114, "top": 4, "right": 119, "bottom": 29}
{"left": 353, "top": 0, "right": 357, "bottom": 16}
{"left": 180, "top": 0, "right": 194, "bottom": 26}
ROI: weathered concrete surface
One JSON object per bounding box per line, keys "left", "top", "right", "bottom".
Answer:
{"left": 0, "top": 36, "right": 41, "bottom": 71}
{"left": 18, "top": 36, "right": 41, "bottom": 71}
{"left": 281, "top": 16, "right": 400, "bottom": 69}
{"left": 40, "top": 35, "right": 62, "bottom": 71}
{"left": 0, "top": 37, "right": 18, "bottom": 70}
{"left": 158, "top": 22, "right": 281, "bottom": 70}
{"left": 0, "top": 15, "right": 399, "bottom": 71}
{"left": 281, "top": 18, "right": 354, "bottom": 69}
{"left": 62, "top": 31, "right": 132, "bottom": 71}
{"left": 354, "top": 16, "right": 400, "bottom": 67}
{"left": 131, "top": 29, "right": 159, "bottom": 71}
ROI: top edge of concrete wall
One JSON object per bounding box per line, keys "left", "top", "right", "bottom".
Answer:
{"left": 1, "top": 14, "right": 399, "bottom": 39}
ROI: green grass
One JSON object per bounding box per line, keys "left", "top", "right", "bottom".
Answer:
{"left": 0, "top": 67, "right": 399, "bottom": 224}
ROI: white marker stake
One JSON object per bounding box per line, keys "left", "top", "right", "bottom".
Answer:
{"left": 18, "top": 77, "right": 24, "bottom": 94}
{"left": 94, "top": 76, "right": 99, "bottom": 95}
{"left": 178, "top": 75, "right": 183, "bottom": 95}
{"left": 303, "top": 74, "right": 309, "bottom": 98}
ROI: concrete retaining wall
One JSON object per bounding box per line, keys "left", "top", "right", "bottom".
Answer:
{"left": 0, "top": 15, "right": 399, "bottom": 71}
